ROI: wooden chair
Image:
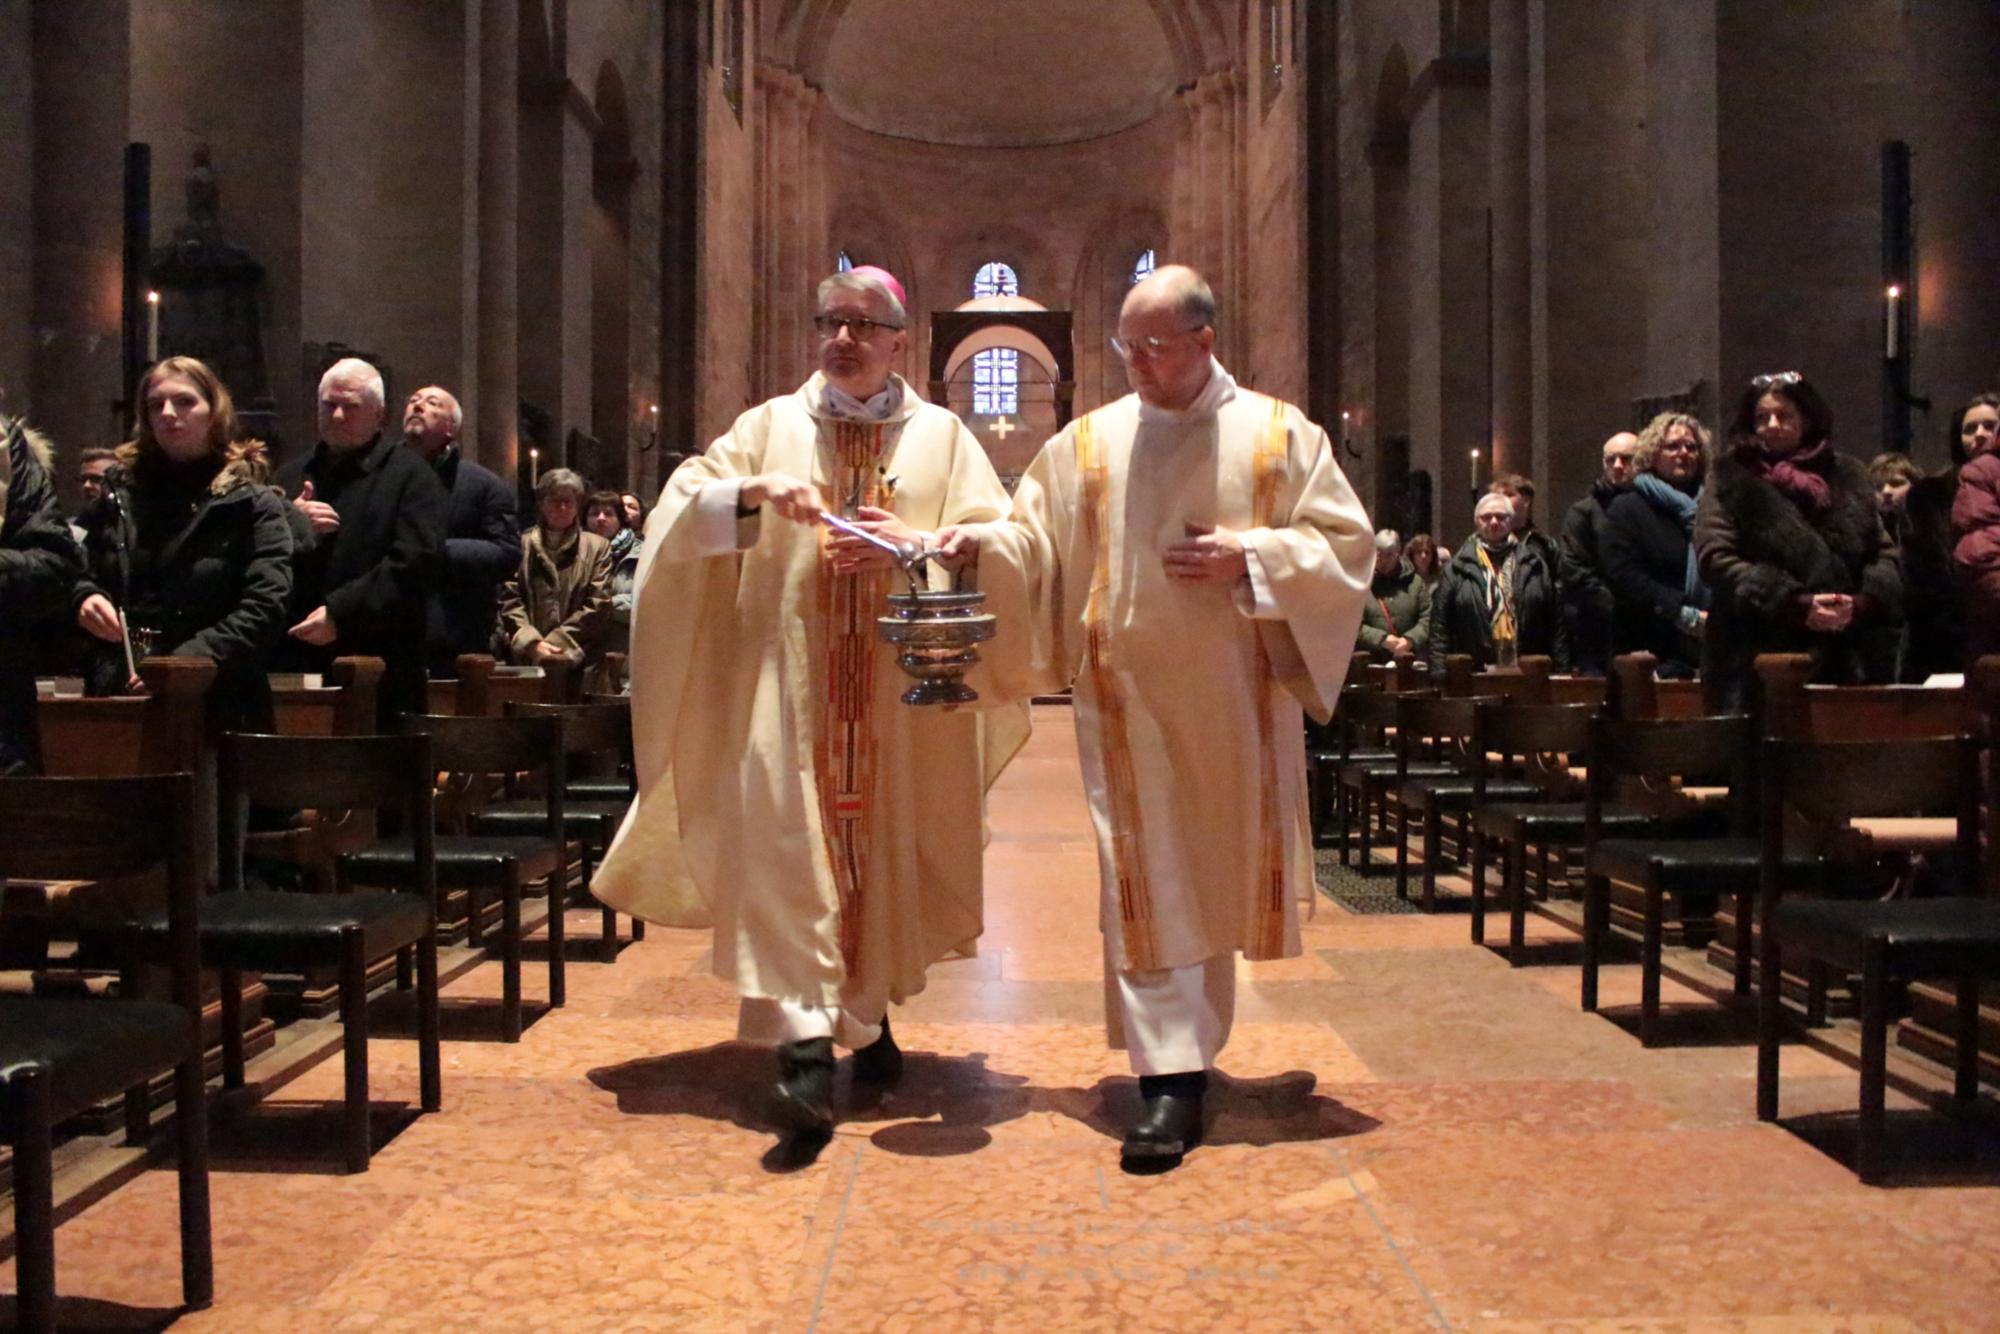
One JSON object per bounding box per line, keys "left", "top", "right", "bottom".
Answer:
{"left": 340, "top": 713, "right": 569, "bottom": 1041}
{"left": 269, "top": 656, "right": 384, "bottom": 738}
{"left": 567, "top": 692, "right": 638, "bottom": 803}
{"left": 1754, "top": 734, "right": 1986, "bottom": 1184}
{"left": 1, "top": 774, "right": 212, "bottom": 1331}
{"left": 1392, "top": 694, "right": 1542, "bottom": 910}
{"left": 1466, "top": 700, "right": 1655, "bottom": 957}
{"left": 1334, "top": 687, "right": 1449, "bottom": 873}
{"left": 470, "top": 700, "right": 642, "bottom": 962}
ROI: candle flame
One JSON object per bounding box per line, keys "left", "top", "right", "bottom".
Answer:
{"left": 145, "top": 290, "right": 160, "bottom": 304}
{"left": 1887, "top": 285, "right": 1902, "bottom": 299}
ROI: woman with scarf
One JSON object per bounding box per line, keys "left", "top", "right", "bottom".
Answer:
{"left": 498, "top": 468, "right": 613, "bottom": 668}
{"left": 1600, "top": 411, "right": 1712, "bottom": 678}
{"left": 70, "top": 356, "right": 294, "bottom": 733}
{"left": 1427, "top": 490, "right": 1568, "bottom": 673}
{"left": 1694, "top": 372, "right": 1899, "bottom": 713}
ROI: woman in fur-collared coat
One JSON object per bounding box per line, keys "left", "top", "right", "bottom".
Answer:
{"left": 72, "top": 356, "right": 295, "bottom": 733}
{"left": 1694, "top": 372, "right": 1900, "bottom": 714}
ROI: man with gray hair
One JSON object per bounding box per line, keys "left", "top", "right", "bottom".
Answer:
{"left": 1356, "top": 527, "right": 1431, "bottom": 662}
{"left": 938, "top": 263, "right": 1374, "bottom": 1170}
{"left": 278, "top": 356, "right": 446, "bottom": 723}
{"left": 401, "top": 384, "right": 520, "bottom": 675}
{"left": 593, "top": 265, "right": 1023, "bottom": 1153}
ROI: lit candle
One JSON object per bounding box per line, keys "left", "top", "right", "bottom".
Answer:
{"left": 529, "top": 447, "right": 540, "bottom": 485}
{"left": 145, "top": 290, "right": 160, "bottom": 363}
{"left": 1885, "top": 284, "right": 1901, "bottom": 361}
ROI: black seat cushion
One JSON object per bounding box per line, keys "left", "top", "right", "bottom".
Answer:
{"left": 1473, "top": 802, "right": 1662, "bottom": 840}
{"left": 1341, "top": 759, "right": 1458, "bottom": 786}
{"left": 1588, "top": 836, "right": 1818, "bottom": 894}
{"left": 341, "top": 834, "right": 562, "bottom": 887}
{"left": 471, "top": 800, "right": 628, "bottom": 844}
{"left": 1773, "top": 898, "right": 2000, "bottom": 971}
{"left": 0, "top": 997, "right": 194, "bottom": 1130}
{"left": 1398, "top": 777, "right": 1542, "bottom": 810}
{"left": 136, "top": 891, "right": 432, "bottom": 968}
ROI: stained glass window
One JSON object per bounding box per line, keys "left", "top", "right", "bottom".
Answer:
{"left": 973, "top": 349, "right": 1018, "bottom": 417}
{"left": 1131, "top": 249, "right": 1156, "bottom": 285}
{"left": 973, "top": 261, "right": 1019, "bottom": 299}
{"left": 836, "top": 251, "right": 854, "bottom": 273}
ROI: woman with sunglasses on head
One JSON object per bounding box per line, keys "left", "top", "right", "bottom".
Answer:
{"left": 1693, "top": 371, "right": 1900, "bottom": 712}
{"left": 1948, "top": 392, "right": 2000, "bottom": 666}
{"left": 70, "top": 356, "right": 295, "bottom": 730}
{"left": 1599, "top": 411, "right": 1712, "bottom": 679}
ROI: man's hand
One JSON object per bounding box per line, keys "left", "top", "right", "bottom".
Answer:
{"left": 294, "top": 480, "right": 340, "bottom": 536}
{"left": 828, "top": 505, "right": 924, "bottom": 574}
{"left": 289, "top": 604, "right": 338, "bottom": 646}
{"left": 739, "top": 473, "right": 824, "bottom": 524}
{"left": 530, "top": 639, "right": 569, "bottom": 663}
{"left": 1384, "top": 634, "right": 1412, "bottom": 657}
{"left": 76, "top": 593, "right": 125, "bottom": 644}
{"left": 1804, "top": 592, "right": 1853, "bottom": 633}
{"left": 933, "top": 525, "right": 981, "bottom": 566}
{"left": 1163, "top": 523, "right": 1248, "bottom": 584}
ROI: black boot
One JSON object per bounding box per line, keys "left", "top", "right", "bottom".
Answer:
{"left": 850, "top": 1017, "right": 904, "bottom": 1087}
{"left": 770, "top": 1037, "right": 835, "bottom": 1134}
{"left": 1122, "top": 1071, "right": 1207, "bottom": 1169}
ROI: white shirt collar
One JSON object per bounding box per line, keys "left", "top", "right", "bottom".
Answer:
{"left": 1136, "top": 358, "right": 1238, "bottom": 427}
{"left": 821, "top": 378, "right": 903, "bottom": 422}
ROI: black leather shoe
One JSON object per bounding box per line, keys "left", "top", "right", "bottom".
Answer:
{"left": 850, "top": 1017, "right": 904, "bottom": 1087}
{"left": 770, "top": 1037, "right": 835, "bottom": 1133}
{"left": 1121, "top": 1071, "right": 1207, "bottom": 1169}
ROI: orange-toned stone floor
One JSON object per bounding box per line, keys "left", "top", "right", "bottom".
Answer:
{"left": 12, "top": 704, "right": 2000, "bottom": 1330}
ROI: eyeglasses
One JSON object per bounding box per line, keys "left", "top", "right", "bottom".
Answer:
{"left": 813, "top": 314, "right": 904, "bottom": 339}
{"left": 1751, "top": 371, "right": 1803, "bottom": 390}
{"left": 1109, "top": 327, "right": 1207, "bottom": 361}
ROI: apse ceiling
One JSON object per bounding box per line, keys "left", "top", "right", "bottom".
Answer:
{"left": 809, "top": 0, "right": 1183, "bottom": 148}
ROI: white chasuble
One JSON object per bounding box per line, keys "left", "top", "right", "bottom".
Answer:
{"left": 593, "top": 373, "right": 1026, "bottom": 1011}
{"left": 970, "top": 371, "right": 1373, "bottom": 974}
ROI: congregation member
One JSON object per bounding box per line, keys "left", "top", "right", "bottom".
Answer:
{"left": 399, "top": 384, "right": 520, "bottom": 677}
{"left": 1556, "top": 432, "right": 1637, "bottom": 675}
{"left": 938, "top": 264, "right": 1372, "bottom": 1169}
{"left": 585, "top": 488, "right": 640, "bottom": 662}
{"left": 1487, "top": 472, "right": 1561, "bottom": 572}
{"left": 1428, "top": 490, "right": 1568, "bottom": 672}
{"left": 74, "top": 446, "right": 119, "bottom": 514}
{"left": 1869, "top": 451, "right": 1954, "bottom": 680}
{"left": 1403, "top": 531, "right": 1441, "bottom": 587}
{"left": 1599, "top": 412, "right": 1711, "bottom": 678}
{"left": 279, "top": 357, "right": 446, "bottom": 725}
{"left": 1950, "top": 393, "right": 2000, "bottom": 665}
{"left": 619, "top": 490, "right": 645, "bottom": 532}
{"left": 70, "top": 358, "right": 294, "bottom": 733}
{"left": 592, "top": 266, "right": 1020, "bottom": 1145}
{"left": 1695, "top": 371, "right": 1899, "bottom": 712}
{"left": 1356, "top": 528, "right": 1430, "bottom": 662}
{"left": 0, "top": 410, "right": 86, "bottom": 773}
{"left": 497, "top": 469, "right": 613, "bottom": 669}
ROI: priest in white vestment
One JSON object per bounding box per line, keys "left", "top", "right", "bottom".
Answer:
{"left": 593, "top": 267, "right": 1023, "bottom": 1140}
{"left": 939, "top": 265, "right": 1373, "bottom": 1167}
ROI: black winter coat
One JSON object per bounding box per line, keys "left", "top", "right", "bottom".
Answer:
{"left": 1427, "top": 533, "right": 1570, "bottom": 672}
{"left": 75, "top": 441, "right": 295, "bottom": 733}
{"left": 1893, "top": 473, "right": 1961, "bottom": 680}
{"left": 1693, "top": 447, "right": 1900, "bottom": 712}
{"left": 0, "top": 419, "right": 87, "bottom": 772}
{"left": 1558, "top": 482, "right": 1623, "bottom": 675}
{"left": 1600, "top": 483, "right": 1701, "bottom": 677}
{"left": 277, "top": 433, "right": 446, "bottom": 722}
{"left": 423, "top": 444, "right": 520, "bottom": 669}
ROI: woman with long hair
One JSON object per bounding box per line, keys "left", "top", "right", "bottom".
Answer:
{"left": 1600, "top": 411, "right": 1712, "bottom": 678}
{"left": 1948, "top": 392, "right": 2000, "bottom": 665}
{"left": 71, "top": 356, "right": 295, "bottom": 729}
{"left": 1693, "top": 372, "right": 1899, "bottom": 712}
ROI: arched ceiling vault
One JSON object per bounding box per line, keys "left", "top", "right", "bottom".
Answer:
{"left": 768, "top": 0, "right": 1240, "bottom": 148}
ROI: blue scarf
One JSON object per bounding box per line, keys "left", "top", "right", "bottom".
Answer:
{"left": 1634, "top": 473, "right": 1708, "bottom": 610}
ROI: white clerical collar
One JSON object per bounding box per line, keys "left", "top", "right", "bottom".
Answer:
{"left": 822, "top": 378, "right": 902, "bottom": 422}
{"left": 1136, "top": 358, "right": 1238, "bottom": 426}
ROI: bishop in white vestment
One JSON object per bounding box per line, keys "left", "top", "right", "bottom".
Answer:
{"left": 941, "top": 265, "right": 1373, "bottom": 1165}
{"left": 594, "top": 268, "right": 1023, "bottom": 1138}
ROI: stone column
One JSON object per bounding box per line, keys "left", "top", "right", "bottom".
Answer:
{"left": 476, "top": 0, "right": 519, "bottom": 475}
{"left": 1488, "top": 0, "right": 1532, "bottom": 480}
{"left": 0, "top": 0, "right": 33, "bottom": 406}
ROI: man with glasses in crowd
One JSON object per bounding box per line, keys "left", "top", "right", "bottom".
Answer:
{"left": 936, "top": 263, "right": 1373, "bottom": 1171}
{"left": 593, "top": 266, "right": 1024, "bottom": 1154}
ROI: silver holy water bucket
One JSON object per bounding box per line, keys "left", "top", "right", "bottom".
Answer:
{"left": 876, "top": 588, "right": 997, "bottom": 706}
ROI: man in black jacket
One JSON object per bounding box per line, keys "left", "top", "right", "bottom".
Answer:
{"left": 1556, "top": 432, "right": 1636, "bottom": 676}
{"left": 400, "top": 384, "right": 519, "bottom": 676}
{"left": 0, "top": 414, "right": 87, "bottom": 771}
{"left": 279, "top": 358, "right": 446, "bottom": 725}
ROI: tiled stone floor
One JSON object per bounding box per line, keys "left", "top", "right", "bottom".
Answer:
{"left": 9, "top": 705, "right": 2000, "bottom": 1330}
